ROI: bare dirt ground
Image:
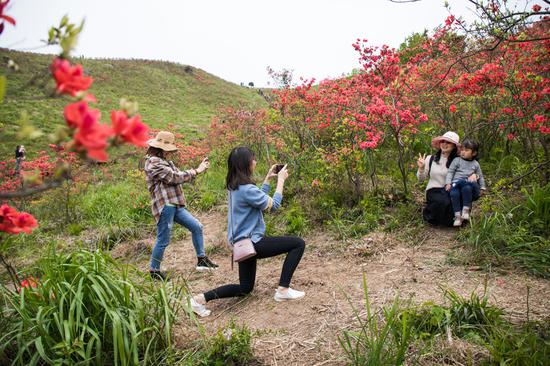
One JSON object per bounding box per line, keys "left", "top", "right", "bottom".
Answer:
{"left": 112, "top": 211, "right": 550, "bottom": 365}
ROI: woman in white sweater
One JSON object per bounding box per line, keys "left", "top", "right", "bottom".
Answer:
{"left": 416, "top": 131, "right": 462, "bottom": 227}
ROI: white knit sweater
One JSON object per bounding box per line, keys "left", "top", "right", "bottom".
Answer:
{"left": 417, "top": 155, "right": 449, "bottom": 191}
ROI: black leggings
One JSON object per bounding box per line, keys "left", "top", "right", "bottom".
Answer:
{"left": 203, "top": 236, "right": 305, "bottom": 302}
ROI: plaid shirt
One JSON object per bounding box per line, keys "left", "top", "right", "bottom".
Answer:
{"left": 144, "top": 156, "right": 196, "bottom": 223}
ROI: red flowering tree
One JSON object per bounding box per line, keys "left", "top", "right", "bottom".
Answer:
{"left": 403, "top": 15, "right": 549, "bottom": 179}
{"left": 266, "top": 42, "right": 428, "bottom": 196}
{"left": 208, "top": 107, "right": 281, "bottom": 161}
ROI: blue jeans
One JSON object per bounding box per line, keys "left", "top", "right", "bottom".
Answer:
{"left": 150, "top": 205, "right": 205, "bottom": 270}
{"left": 450, "top": 180, "right": 480, "bottom": 214}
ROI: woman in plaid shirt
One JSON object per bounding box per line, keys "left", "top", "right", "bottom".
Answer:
{"left": 145, "top": 131, "right": 218, "bottom": 280}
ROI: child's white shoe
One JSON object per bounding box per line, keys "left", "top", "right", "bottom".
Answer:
{"left": 453, "top": 217, "right": 462, "bottom": 227}
{"left": 461, "top": 207, "right": 471, "bottom": 221}
{"left": 274, "top": 288, "right": 305, "bottom": 302}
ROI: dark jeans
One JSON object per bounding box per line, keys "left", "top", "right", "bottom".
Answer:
{"left": 423, "top": 188, "right": 454, "bottom": 227}
{"left": 203, "top": 236, "right": 305, "bottom": 302}
{"left": 450, "top": 179, "right": 480, "bottom": 213}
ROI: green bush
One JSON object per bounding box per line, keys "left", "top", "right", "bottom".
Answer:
{"left": 523, "top": 183, "right": 550, "bottom": 237}
{"left": 191, "top": 320, "right": 254, "bottom": 365}
{"left": 320, "top": 193, "right": 384, "bottom": 239}
{"left": 339, "top": 274, "right": 413, "bottom": 365}
{"left": 443, "top": 287, "right": 504, "bottom": 340}
{"left": 81, "top": 182, "right": 151, "bottom": 228}
{"left": 459, "top": 186, "right": 550, "bottom": 278}
{"left": 0, "top": 249, "right": 185, "bottom": 365}
{"left": 284, "top": 205, "right": 309, "bottom": 235}
{"left": 398, "top": 301, "right": 448, "bottom": 340}
{"left": 485, "top": 320, "right": 550, "bottom": 366}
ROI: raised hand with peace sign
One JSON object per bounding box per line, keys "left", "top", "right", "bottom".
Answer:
{"left": 417, "top": 153, "right": 427, "bottom": 170}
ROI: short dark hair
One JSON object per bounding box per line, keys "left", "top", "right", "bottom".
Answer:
{"left": 461, "top": 139, "right": 480, "bottom": 159}
{"left": 226, "top": 147, "right": 255, "bottom": 190}
{"left": 462, "top": 139, "right": 479, "bottom": 152}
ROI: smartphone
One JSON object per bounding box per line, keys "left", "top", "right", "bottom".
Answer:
{"left": 274, "top": 164, "right": 285, "bottom": 173}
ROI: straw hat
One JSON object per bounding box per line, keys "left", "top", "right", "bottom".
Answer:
{"left": 147, "top": 131, "right": 178, "bottom": 152}
{"left": 431, "top": 131, "right": 460, "bottom": 149}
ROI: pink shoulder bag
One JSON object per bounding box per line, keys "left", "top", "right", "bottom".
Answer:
{"left": 229, "top": 191, "right": 256, "bottom": 269}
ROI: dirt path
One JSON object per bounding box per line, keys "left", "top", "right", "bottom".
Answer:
{"left": 112, "top": 211, "right": 550, "bottom": 365}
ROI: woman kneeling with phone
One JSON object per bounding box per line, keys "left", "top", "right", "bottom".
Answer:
{"left": 190, "top": 147, "right": 306, "bottom": 317}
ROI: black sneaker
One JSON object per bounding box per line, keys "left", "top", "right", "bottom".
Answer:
{"left": 149, "top": 270, "right": 167, "bottom": 281}
{"left": 196, "top": 256, "right": 219, "bottom": 271}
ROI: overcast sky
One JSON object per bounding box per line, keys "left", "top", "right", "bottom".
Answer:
{"left": 0, "top": 0, "right": 533, "bottom": 87}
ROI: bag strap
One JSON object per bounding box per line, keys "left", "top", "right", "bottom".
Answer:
{"left": 228, "top": 190, "right": 235, "bottom": 245}
{"left": 428, "top": 155, "right": 435, "bottom": 176}
{"left": 228, "top": 190, "right": 235, "bottom": 269}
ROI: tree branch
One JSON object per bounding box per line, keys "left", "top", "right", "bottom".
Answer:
{"left": 499, "top": 160, "right": 550, "bottom": 188}
{"left": 0, "top": 178, "right": 66, "bottom": 199}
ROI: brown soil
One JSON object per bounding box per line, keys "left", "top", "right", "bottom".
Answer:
{"left": 112, "top": 211, "right": 550, "bottom": 365}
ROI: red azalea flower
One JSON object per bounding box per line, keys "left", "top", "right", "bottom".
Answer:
{"left": 0, "top": 204, "right": 38, "bottom": 234}
{"left": 0, "top": 0, "right": 16, "bottom": 35}
{"left": 20, "top": 277, "right": 38, "bottom": 289}
{"left": 73, "top": 114, "right": 112, "bottom": 162}
{"left": 532, "top": 4, "right": 541, "bottom": 12}
{"left": 110, "top": 110, "right": 150, "bottom": 147}
{"left": 51, "top": 58, "right": 93, "bottom": 96}
{"left": 449, "top": 104, "right": 457, "bottom": 113}
{"left": 64, "top": 101, "right": 101, "bottom": 129}
{"left": 64, "top": 101, "right": 112, "bottom": 161}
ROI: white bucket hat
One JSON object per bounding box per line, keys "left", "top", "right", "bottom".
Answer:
{"left": 431, "top": 131, "right": 460, "bottom": 149}
{"left": 147, "top": 131, "right": 178, "bottom": 152}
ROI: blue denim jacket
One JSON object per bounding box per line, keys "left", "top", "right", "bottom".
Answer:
{"left": 228, "top": 183, "right": 282, "bottom": 244}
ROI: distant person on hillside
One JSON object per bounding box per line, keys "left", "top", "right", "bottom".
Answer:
{"left": 189, "top": 147, "right": 306, "bottom": 317}
{"left": 15, "top": 145, "right": 25, "bottom": 173}
{"left": 417, "top": 131, "right": 477, "bottom": 227}
{"left": 144, "top": 131, "right": 218, "bottom": 280}
{"left": 445, "top": 139, "right": 486, "bottom": 227}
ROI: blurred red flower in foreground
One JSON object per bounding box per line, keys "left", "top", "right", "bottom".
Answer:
{"left": 110, "top": 110, "right": 150, "bottom": 147}
{"left": 0, "top": 204, "right": 38, "bottom": 234}
{"left": 0, "top": 0, "right": 16, "bottom": 35}
{"left": 64, "top": 101, "right": 112, "bottom": 161}
{"left": 51, "top": 58, "right": 93, "bottom": 96}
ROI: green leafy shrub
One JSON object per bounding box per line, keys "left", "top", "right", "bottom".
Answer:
{"left": 398, "top": 302, "right": 448, "bottom": 340}
{"left": 284, "top": 205, "right": 309, "bottom": 235}
{"left": 443, "top": 287, "right": 504, "bottom": 340}
{"left": 196, "top": 191, "right": 218, "bottom": 211}
{"left": 0, "top": 249, "right": 184, "bottom": 365}
{"left": 485, "top": 320, "right": 550, "bottom": 366}
{"left": 523, "top": 183, "right": 550, "bottom": 236}
{"left": 81, "top": 182, "right": 151, "bottom": 228}
{"left": 321, "top": 194, "right": 384, "bottom": 239}
{"left": 192, "top": 320, "right": 254, "bottom": 365}
{"left": 339, "top": 275, "right": 413, "bottom": 365}
{"left": 459, "top": 186, "right": 550, "bottom": 278}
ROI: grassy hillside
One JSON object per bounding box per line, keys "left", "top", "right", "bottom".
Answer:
{"left": 0, "top": 48, "right": 267, "bottom": 159}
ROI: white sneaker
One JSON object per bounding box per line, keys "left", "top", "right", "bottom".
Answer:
{"left": 190, "top": 297, "right": 211, "bottom": 317}
{"left": 274, "top": 288, "right": 305, "bottom": 302}
{"left": 453, "top": 217, "right": 463, "bottom": 227}
{"left": 461, "top": 208, "right": 471, "bottom": 221}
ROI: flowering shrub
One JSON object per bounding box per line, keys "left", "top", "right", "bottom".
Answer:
{"left": 0, "top": 150, "right": 78, "bottom": 192}
{"left": 208, "top": 16, "right": 549, "bottom": 199}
